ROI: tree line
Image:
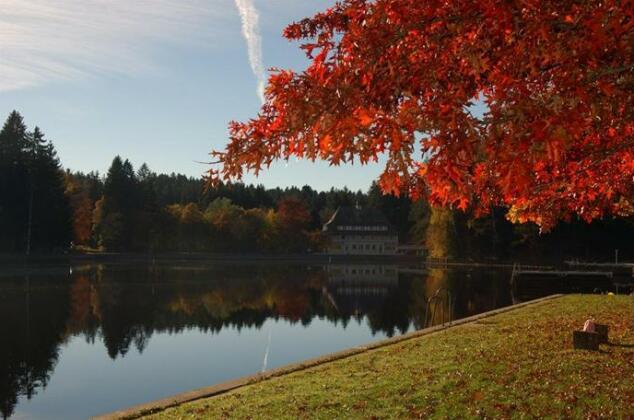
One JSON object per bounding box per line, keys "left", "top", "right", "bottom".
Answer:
{"left": 2, "top": 111, "right": 633, "bottom": 260}
{"left": 67, "top": 159, "right": 415, "bottom": 253}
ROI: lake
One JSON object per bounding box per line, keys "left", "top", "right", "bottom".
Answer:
{"left": 0, "top": 261, "right": 625, "bottom": 419}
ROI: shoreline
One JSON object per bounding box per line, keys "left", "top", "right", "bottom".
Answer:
{"left": 93, "top": 294, "right": 565, "bottom": 420}
{"left": 1, "top": 251, "right": 413, "bottom": 264}
{"left": 0, "top": 252, "right": 416, "bottom": 277}
{"left": 0, "top": 252, "right": 555, "bottom": 278}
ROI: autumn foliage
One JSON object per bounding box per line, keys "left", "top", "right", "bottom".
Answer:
{"left": 211, "top": 0, "right": 634, "bottom": 230}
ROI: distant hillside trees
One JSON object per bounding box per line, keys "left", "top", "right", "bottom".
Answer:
{"left": 0, "top": 111, "right": 71, "bottom": 253}
{"left": 87, "top": 158, "right": 319, "bottom": 253}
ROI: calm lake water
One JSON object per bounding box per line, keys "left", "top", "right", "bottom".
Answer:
{"left": 0, "top": 261, "right": 625, "bottom": 419}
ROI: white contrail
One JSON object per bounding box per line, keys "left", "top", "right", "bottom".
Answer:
{"left": 234, "top": 0, "right": 266, "bottom": 103}
{"left": 261, "top": 329, "right": 272, "bottom": 372}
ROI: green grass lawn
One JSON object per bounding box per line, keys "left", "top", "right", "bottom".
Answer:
{"left": 147, "top": 295, "right": 634, "bottom": 419}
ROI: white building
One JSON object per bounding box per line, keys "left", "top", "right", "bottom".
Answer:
{"left": 322, "top": 206, "right": 399, "bottom": 255}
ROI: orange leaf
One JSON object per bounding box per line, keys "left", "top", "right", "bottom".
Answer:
{"left": 355, "top": 108, "right": 374, "bottom": 127}
{"left": 319, "top": 134, "right": 332, "bottom": 152}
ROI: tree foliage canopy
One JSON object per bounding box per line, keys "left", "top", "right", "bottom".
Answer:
{"left": 210, "top": 0, "right": 634, "bottom": 230}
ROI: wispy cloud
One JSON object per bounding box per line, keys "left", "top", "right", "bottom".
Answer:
{"left": 0, "top": 0, "right": 226, "bottom": 91}
{"left": 234, "top": 0, "right": 265, "bottom": 103}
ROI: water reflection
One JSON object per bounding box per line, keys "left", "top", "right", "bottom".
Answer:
{"left": 0, "top": 263, "right": 530, "bottom": 419}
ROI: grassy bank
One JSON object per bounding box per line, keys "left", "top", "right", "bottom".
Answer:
{"left": 144, "top": 295, "right": 633, "bottom": 419}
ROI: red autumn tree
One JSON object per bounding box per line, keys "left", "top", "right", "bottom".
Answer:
{"left": 277, "top": 196, "right": 311, "bottom": 232}
{"left": 64, "top": 173, "right": 94, "bottom": 245}
{"left": 275, "top": 196, "right": 312, "bottom": 251}
{"left": 210, "top": 0, "right": 634, "bottom": 230}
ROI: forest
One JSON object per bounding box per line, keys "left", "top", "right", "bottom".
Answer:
{"left": 1, "top": 111, "right": 633, "bottom": 261}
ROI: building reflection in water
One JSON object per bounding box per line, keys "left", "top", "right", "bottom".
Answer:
{"left": 324, "top": 264, "right": 413, "bottom": 337}
{"left": 324, "top": 264, "right": 399, "bottom": 311}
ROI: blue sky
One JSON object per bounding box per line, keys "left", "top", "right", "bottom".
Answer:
{"left": 0, "top": 0, "right": 383, "bottom": 192}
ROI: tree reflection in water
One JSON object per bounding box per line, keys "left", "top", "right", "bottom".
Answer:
{"left": 0, "top": 263, "right": 516, "bottom": 419}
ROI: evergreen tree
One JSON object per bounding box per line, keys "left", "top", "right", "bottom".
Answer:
{"left": 0, "top": 111, "right": 30, "bottom": 251}
{"left": 408, "top": 200, "right": 431, "bottom": 245}
{"left": 367, "top": 182, "right": 413, "bottom": 241}
{"left": 94, "top": 156, "right": 138, "bottom": 250}
{"left": 0, "top": 111, "right": 28, "bottom": 160}
{"left": 133, "top": 163, "right": 160, "bottom": 251}
{"left": 27, "top": 127, "right": 72, "bottom": 252}
{"left": 94, "top": 157, "right": 159, "bottom": 251}
{"left": 0, "top": 112, "right": 71, "bottom": 253}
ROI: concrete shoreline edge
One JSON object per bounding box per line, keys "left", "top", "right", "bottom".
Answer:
{"left": 93, "top": 294, "right": 565, "bottom": 420}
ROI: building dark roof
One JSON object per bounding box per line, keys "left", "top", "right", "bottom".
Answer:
{"left": 322, "top": 206, "right": 396, "bottom": 235}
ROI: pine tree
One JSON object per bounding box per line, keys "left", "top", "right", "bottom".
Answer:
{"left": 27, "top": 127, "right": 72, "bottom": 252}
{"left": 0, "top": 112, "right": 30, "bottom": 252}
{"left": 0, "top": 112, "right": 71, "bottom": 252}
{"left": 0, "top": 111, "right": 28, "bottom": 161}
{"left": 94, "top": 156, "right": 146, "bottom": 250}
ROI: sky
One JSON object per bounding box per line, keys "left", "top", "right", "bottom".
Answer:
{"left": 0, "top": 0, "right": 385, "bottom": 192}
